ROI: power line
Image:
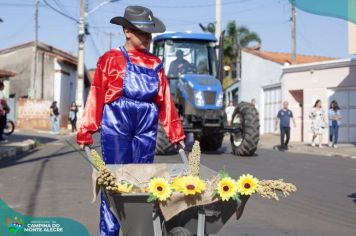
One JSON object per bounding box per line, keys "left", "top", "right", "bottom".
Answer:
{"left": 0, "top": 3, "right": 42, "bottom": 7}
{"left": 136, "top": 0, "right": 248, "bottom": 9}
{"left": 43, "top": 0, "right": 78, "bottom": 23}
{"left": 88, "top": 34, "right": 101, "bottom": 57}
{"left": 53, "top": 0, "right": 72, "bottom": 17}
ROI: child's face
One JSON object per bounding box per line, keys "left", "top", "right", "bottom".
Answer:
{"left": 124, "top": 28, "right": 152, "bottom": 49}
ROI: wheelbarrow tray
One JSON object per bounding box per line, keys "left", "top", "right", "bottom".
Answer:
{"left": 103, "top": 164, "right": 249, "bottom": 236}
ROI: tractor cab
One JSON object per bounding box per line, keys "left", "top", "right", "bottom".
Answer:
{"left": 152, "top": 32, "right": 222, "bottom": 108}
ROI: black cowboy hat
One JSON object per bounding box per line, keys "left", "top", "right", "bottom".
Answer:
{"left": 110, "top": 6, "right": 166, "bottom": 33}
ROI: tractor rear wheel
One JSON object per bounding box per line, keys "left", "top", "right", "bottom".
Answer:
{"left": 155, "top": 123, "right": 177, "bottom": 155}
{"left": 230, "top": 102, "right": 259, "bottom": 156}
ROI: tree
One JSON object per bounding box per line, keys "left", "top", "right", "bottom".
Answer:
{"left": 223, "top": 21, "right": 261, "bottom": 66}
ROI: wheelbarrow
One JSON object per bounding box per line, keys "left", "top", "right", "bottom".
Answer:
{"left": 85, "top": 147, "right": 249, "bottom": 236}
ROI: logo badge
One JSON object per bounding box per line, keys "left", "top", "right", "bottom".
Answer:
{"left": 7, "top": 216, "right": 25, "bottom": 234}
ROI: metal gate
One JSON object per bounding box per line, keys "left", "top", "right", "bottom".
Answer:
{"left": 263, "top": 86, "right": 281, "bottom": 133}
{"left": 329, "top": 89, "right": 356, "bottom": 143}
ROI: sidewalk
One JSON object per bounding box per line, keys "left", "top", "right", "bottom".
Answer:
{"left": 0, "top": 129, "right": 71, "bottom": 162}
{"left": 259, "top": 133, "right": 356, "bottom": 159}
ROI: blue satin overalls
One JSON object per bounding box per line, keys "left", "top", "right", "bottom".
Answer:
{"left": 99, "top": 47, "right": 163, "bottom": 235}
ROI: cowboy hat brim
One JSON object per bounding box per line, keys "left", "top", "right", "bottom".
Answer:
{"left": 110, "top": 16, "right": 166, "bottom": 33}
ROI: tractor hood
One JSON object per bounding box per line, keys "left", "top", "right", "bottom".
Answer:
{"left": 177, "top": 74, "right": 223, "bottom": 109}
{"left": 180, "top": 74, "right": 222, "bottom": 91}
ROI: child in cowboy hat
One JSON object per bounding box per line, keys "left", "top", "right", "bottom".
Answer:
{"left": 77, "top": 6, "right": 185, "bottom": 235}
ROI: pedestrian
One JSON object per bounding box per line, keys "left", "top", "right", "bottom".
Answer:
{"left": 251, "top": 98, "right": 258, "bottom": 110}
{"left": 275, "top": 101, "right": 296, "bottom": 150}
{"left": 225, "top": 101, "right": 235, "bottom": 125}
{"left": 49, "top": 101, "right": 60, "bottom": 134}
{"left": 0, "top": 81, "right": 10, "bottom": 143}
{"left": 328, "top": 100, "right": 341, "bottom": 148}
{"left": 309, "top": 99, "right": 327, "bottom": 148}
{"left": 77, "top": 6, "right": 185, "bottom": 236}
{"left": 69, "top": 101, "right": 78, "bottom": 133}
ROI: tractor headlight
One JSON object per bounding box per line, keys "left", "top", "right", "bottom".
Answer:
{"left": 216, "top": 92, "right": 223, "bottom": 107}
{"left": 194, "top": 91, "right": 205, "bottom": 107}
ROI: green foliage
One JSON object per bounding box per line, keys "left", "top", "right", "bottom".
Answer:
{"left": 232, "top": 193, "right": 241, "bottom": 203}
{"left": 147, "top": 193, "right": 157, "bottom": 203}
{"left": 219, "top": 169, "right": 230, "bottom": 179}
{"left": 223, "top": 21, "right": 261, "bottom": 66}
{"left": 212, "top": 188, "right": 219, "bottom": 197}
{"left": 33, "top": 139, "right": 42, "bottom": 147}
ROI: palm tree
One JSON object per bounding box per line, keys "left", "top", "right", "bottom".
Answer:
{"left": 223, "top": 21, "right": 261, "bottom": 66}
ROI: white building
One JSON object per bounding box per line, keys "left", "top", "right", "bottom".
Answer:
{"left": 0, "top": 41, "right": 90, "bottom": 128}
{"left": 239, "top": 48, "right": 332, "bottom": 135}
{"left": 282, "top": 58, "right": 356, "bottom": 143}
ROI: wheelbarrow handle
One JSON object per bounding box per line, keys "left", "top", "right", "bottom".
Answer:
{"left": 178, "top": 148, "right": 189, "bottom": 166}
{"left": 83, "top": 145, "right": 99, "bottom": 171}
{"left": 84, "top": 145, "right": 92, "bottom": 159}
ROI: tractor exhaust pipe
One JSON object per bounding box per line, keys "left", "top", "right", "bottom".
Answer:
{"left": 217, "top": 30, "right": 225, "bottom": 84}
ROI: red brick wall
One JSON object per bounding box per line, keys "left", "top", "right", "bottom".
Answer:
{"left": 16, "top": 99, "right": 68, "bottom": 130}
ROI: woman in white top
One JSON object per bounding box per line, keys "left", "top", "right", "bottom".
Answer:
{"left": 309, "top": 99, "right": 327, "bottom": 148}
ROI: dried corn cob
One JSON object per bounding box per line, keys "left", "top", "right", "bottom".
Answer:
{"left": 188, "top": 141, "right": 201, "bottom": 176}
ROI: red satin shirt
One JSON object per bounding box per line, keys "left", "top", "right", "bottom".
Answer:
{"left": 77, "top": 48, "right": 185, "bottom": 145}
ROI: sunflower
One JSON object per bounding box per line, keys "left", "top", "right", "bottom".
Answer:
{"left": 148, "top": 177, "right": 172, "bottom": 201}
{"left": 217, "top": 177, "right": 238, "bottom": 201}
{"left": 117, "top": 183, "right": 133, "bottom": 193}
{"left": 237, "top": 174, "right": 259, "bottom": 195}
{"left": 172, "top": 176, "right": 206, "bottom": 196}
{"left": 171, "top": 177, "right": 184, "bottom": 192}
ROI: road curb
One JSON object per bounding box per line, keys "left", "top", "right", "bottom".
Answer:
{"left": 0, "top": 139, "right": 38, "bottom": 162}
{"left": 262, "top": 145, "right": 356, "bottom": 160}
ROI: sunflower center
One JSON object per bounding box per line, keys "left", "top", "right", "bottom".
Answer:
{"left": 223, "top": 186, "right": 229, "bottom": 191}
{"left": 157, "top": 186, "right": 163, "bottom": 191}
{"left": 186, "top": 184, "right": 195, "bottom": 190}
{"left": 244, "top": 183, "right": 251, "bottom": 189}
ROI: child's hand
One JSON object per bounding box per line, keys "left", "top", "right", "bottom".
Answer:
{"left": 175, "top": 140, "right": 185, "bottom": 150}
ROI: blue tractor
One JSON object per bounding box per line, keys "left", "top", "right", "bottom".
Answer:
{"left": 152, "top": 32, "right": 259, "bottom": 156}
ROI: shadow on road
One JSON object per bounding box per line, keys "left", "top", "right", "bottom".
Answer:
{"left": 26, "top": 159, "right": 48, "bottom": 215}
{"left": 347, "top": 193, "right": 356, "bottom": 204}
{"left": 0, "top": 149, "right": 78, "bottom": 169}
{"left": 5, "top": 134, "right": 58, "bottom": 145}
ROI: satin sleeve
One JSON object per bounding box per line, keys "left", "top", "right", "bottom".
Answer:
{"left": 77, "top": 62, "right": 106, "bottom": 145}
{"left": 155, "top": 68, "right": 185, "bottom": 144}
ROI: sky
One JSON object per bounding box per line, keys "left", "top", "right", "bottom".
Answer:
{"left": 0, "top": 0, "right": 351, "bottom": 69}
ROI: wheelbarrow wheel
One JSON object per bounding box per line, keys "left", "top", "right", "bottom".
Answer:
{"left": 168, "top": 227, "right": 193, "bottom": 236}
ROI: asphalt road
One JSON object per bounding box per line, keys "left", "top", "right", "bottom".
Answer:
{"left": 0, "top": 133, "right": 355, "bottom": 236}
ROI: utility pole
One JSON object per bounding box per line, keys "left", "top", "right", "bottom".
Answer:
{"left": 236, "top": 32, "right": 241, "bottom": 79}
{"left": 76, "top": 0, "right": 86, "bottom": 114}
{"left": 291, "top": 0, "right": 296, "bottom": 63}
{"left": 215, "top": 0, "right": 221, "bottom": 41}
{"left": 31, "top": 0, "right": 40, "bottom": 99}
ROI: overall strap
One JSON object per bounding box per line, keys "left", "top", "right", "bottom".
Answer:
{"left": 120, "top": 46, "right": 131, "bottom": 63}
{"left": 154, "top": 62, "right": 164, "bottom": 73}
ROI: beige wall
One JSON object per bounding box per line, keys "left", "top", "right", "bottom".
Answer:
{"left": 282, "top": 60, "right": 356, "bottom": 143}
{"left": 348, "top": 22, "right": 356, "bottom": 54}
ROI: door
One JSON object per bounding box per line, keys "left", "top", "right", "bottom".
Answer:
{"left": 263, "top": 86, "right": 281, "bottom": 133}
{"left": 329, "top": 89, "right": 356, "bottom": 143}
